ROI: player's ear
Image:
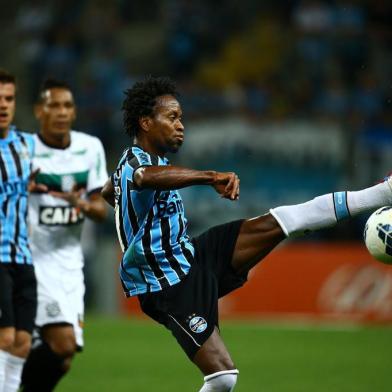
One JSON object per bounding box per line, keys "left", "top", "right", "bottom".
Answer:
{"left": 139, "top": 116, "right": 152, "bottom": 132}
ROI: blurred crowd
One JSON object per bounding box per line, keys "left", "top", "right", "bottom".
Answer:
{"left": 1, "top": 1, "right": 390, "bottom": 156}
{"left": 1, "top": 0, "right": 392, "bottom": 239}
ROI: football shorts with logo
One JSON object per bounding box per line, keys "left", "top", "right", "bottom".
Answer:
{"left": 139, "top": 219, "right": 247, "bottom": 359}
{"left": 34, "top": 264, "right": 85, "bottom": 347}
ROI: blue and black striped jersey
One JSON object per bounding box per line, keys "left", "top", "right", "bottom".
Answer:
{"left": 0, "top": 126, "right": 34, "bottom": 264}
{"left": 112, "top": 145, "right": 194, "bottom": 296}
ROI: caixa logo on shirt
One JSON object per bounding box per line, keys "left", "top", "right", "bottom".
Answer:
{"left": 39, "top": 206, "right": 84, "bottom": 226}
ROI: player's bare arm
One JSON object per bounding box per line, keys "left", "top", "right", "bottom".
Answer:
{"left": 135, "top": 166, "right": 240, "bottom": 200}
{"left": 101, "top": 178, "right": 115, "bottom": 207}
{"left": 50, "top": 188, "right": 107, "bottom": 221}
{"left": 27, "top": 169, "right": 48, "bottom": 193}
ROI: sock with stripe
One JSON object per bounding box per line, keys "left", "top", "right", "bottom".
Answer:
{"left": 270, "top": 180, "right": 392, "bottom": 237}
{"left": 4, "top": 353, "right": 25, "bottom": 392}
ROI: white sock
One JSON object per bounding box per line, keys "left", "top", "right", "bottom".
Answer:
{"left": 270, "top": 180, "right": 392, "bottom": 237}
{"left": 4, "top": 353, "right": 25, "bottom": 392}
{"left": 0, "top": 350, "right": 8, "bottom": 391}
{"left": 199, "top": 369, "right": 239, "bottom": 392}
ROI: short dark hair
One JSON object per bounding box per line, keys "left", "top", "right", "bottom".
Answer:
{"left": 122, "top": 76, "right": 178, "bottom": 139}
{"left": 0, "top": 69, "right": 16, "bottom": 85}
{"left": 37, "top": 78, "right": 72, "bottom": 103}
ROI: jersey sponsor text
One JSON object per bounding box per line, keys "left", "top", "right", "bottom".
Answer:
{"left": 39, "top": 205, "right": 84, "bottom": 226}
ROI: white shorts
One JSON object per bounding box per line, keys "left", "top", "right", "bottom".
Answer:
{"left": 34, "top": 262, "right": 85, "bottom": 347}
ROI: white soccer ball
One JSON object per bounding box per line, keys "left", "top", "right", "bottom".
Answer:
{"left": 364, "top": 206, "right": 392, "bottom": 264}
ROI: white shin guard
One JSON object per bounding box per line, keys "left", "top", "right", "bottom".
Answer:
{"left": 199, "top": 369, "right": 239, "bottom": 392}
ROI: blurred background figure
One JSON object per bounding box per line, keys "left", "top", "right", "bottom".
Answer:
{"left": 21, "top": 79, "right": 107, "bottom": 391}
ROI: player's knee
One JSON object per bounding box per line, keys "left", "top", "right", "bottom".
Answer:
{"left": 48, "top": 335, "right": 77, "bottom": 358}
{"left": 13, "top": 336, "right": 32, "bottom": 358}
{"left": 201, "top": 370, "right": 239, "bottom": 392}
{"left": 0, "top": 330, "right": 15, "bottom": 350}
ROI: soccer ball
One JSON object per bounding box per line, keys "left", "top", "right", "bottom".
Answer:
{"left": 364, "top": 206, "right": 392, "bottom": 264}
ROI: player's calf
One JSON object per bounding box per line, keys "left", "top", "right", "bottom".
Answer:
{"left": 199, "top": 370, "right": 239, "bottom": 392}
{"left": 21, "top": 324, "right": 77, "bottom": 392}
{"left": 21, "top": 340, "right": 68, "bottom": 392}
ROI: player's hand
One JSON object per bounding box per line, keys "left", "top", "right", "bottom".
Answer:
{"left": 212, "top": 172, "right": 240, "bottom": 201}
{"left": 28, "top": 169, "right": 48, "bottom": 193}
{"left": 50, "top": 185, "right": 87, "bottom": 209}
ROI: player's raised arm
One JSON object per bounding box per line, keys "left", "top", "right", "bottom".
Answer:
{"left": 134, "top": 165, "right": 240, "bottom": 200}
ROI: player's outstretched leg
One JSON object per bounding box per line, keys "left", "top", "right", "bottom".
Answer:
{"left": 232, "top": 179, "right": 392, "bottom": 273}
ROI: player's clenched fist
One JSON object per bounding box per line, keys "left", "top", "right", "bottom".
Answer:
{"left": 212, "top": 171, "right": 240, "bottom": 200}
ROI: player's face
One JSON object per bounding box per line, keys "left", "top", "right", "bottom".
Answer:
{"left": 0, "top": 83, "right": 16, "bottom": 133}
{"left": 147, "top": 95, "right": 184, "bottom": 154}
{"left": 36, "top": 88, "right": 76, "bottom": 137}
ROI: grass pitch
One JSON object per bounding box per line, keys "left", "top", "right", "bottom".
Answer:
{"left": 57, "top": 316, "right": 392, "bottom": 392}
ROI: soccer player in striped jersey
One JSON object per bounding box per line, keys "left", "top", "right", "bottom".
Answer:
{"left": 0, "top": 69, "right": 39, "bottom": 392}
{"left": 21, "top": 79, "right": 108, "bottom": 392}
{"left": 102, "top": 76, "right": 392, "bottom": 392}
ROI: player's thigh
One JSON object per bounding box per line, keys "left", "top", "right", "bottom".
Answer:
{"left": 232, "top": 213, "right": 285, "bottom": 273}
{"left": 139, "top": 263, "right": 219, "bottom": 360}
{"left": 0, "top": 264, "right": 15, "bottom": 331}
{"left": 13, "top": 264, "right": 37, "bottom": 334}
{"left": 35, "top": 263, "right": 84, "bottom": 348}
{"left": 193, "top": 327, "right": 235, "bottom": 375}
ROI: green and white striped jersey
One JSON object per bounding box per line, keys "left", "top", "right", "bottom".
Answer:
{"left": 29, "top": 131, "right": 108, "bottom": 269}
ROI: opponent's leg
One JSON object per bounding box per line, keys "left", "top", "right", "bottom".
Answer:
{"left": 232, "top": 180, "right": 392, "bottom": 273}
{"left": 193, "top": 328, "right": 239, "bottom": 392}
{"left": 21, "top": 324, "right": 76, "bottom": 392}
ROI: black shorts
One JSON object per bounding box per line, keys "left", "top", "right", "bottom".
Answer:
{"left": 138, "top": 219, "right": 247, "bottom": 359}
{"left": 0, "top": 263, "right": 37, "bottom": 333}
